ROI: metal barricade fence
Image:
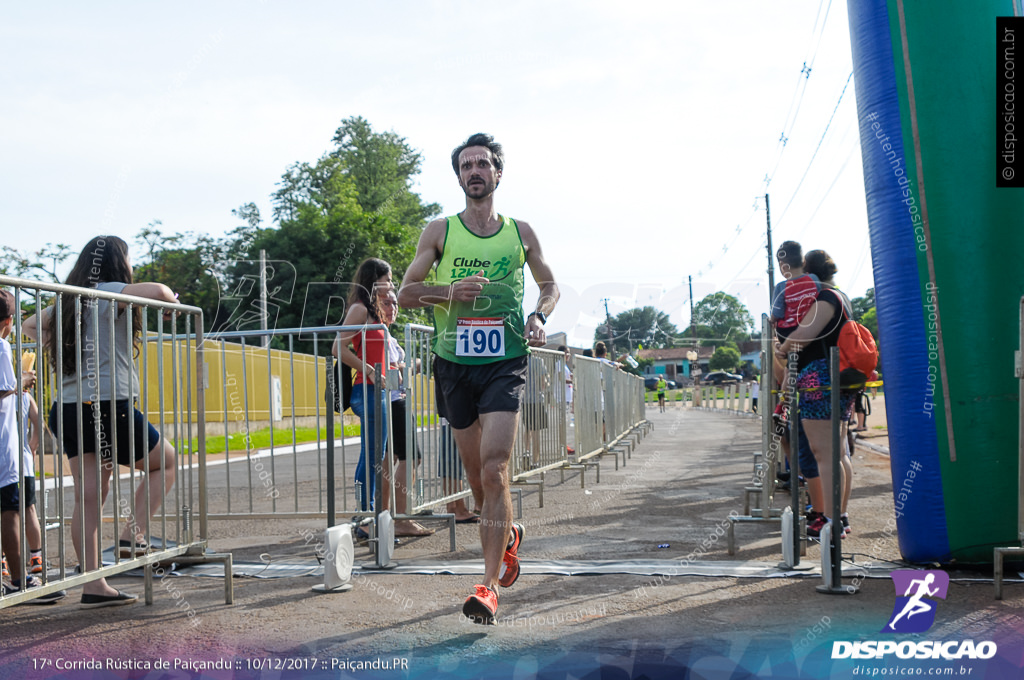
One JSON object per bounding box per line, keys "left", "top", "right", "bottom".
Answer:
{"left": 0, "top": 274, "right": 231, "bottom": 609}
{"left": 402, "top": 324, "right": 473, "bottom": 516}
{"left": 152, "top": 324, "right": 396, "bottom": 522}
{"left": 199, "top": 326, "right": 343, "bottom": 519}
{"left": 995, "top": 296, "right": 1024, "bottom": 598}
{"left": 569, "top": 356, "right": 647, "bottom": 466}
{"left": 512, "top": 348, "right": 569, "bottom": 478}
{"left": 572, "top": 356, "right": 606, "bottom": 461}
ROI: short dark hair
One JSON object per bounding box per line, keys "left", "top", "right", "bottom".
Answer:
{"left": 777, "top": 241, "right": 803, "bottom": 267}
{"left": 594, "top": 341, "right": 607, "bottom": 357}
{"left": 0, "top": 289, "right": 14, "bottom": 321}
{"left": 451, "top": 133, "right": 504, "bottom": 176}
{"left": 557, "top": 345, "right": 568, "bottom": 352}
{"left": 804, "top": 249, "right": 838, "bottom": 282}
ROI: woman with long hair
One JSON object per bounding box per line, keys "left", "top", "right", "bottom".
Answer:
{"left": 773, "top": 249, "right": 855, "bottom": 538}
{"left": 24, "top": 235, "right": 179, "bottom": 607}
{"left": 332, "top": 258, "right": 392, "bottom": 513}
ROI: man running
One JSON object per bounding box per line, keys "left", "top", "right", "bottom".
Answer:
{"left": 398, "top": 132, "right": 558, "bottom": 624}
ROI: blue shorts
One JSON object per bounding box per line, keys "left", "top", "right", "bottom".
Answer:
{"left": 797, "top": 421, "right": 818, "bottom": 479}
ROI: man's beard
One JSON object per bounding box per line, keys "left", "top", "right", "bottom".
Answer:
{"left": 463, "top": 179, "right": 497, "bottom": 199}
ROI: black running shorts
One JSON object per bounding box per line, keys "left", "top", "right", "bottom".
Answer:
{"left": 433, "top": 355, "right": 528, "bottom": 430}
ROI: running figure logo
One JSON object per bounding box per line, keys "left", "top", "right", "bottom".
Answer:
{"left": 882, "top": 570, "right": 949, "bottom": 634}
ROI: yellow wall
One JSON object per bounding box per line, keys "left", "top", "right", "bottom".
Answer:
{"left": 140, "top": 338, "right": 332, "bottom": 424}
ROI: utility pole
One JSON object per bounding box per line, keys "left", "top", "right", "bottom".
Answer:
{"left": 765, "top": 193, "right": 774, "bottom": 304}
{"left": 689, "top": 276, "right": 697, "bottom": 345}
{"left": 689, "top": 275, "right": 700, "bottom": 384}
{"left": 601, "top": 298, "right": 614, "bottom": 351}
{"left": 260, "top": 248, "right": 269, "bottom": 347}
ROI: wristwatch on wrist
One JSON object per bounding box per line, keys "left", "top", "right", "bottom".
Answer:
{"left": 528, "top": 311, "right": 547, "bottom": 325}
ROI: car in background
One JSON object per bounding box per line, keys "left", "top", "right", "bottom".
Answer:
{"left": 701, "top": 371, "right": 743, "bottom": 385}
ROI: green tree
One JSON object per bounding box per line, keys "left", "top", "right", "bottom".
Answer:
{"left": 861, "top": 307, "right": 878, "bottom": 339}
{"left": 133, "top": 226, "right": 228, "bottom": 333}
{"left": 709, "top": 346, "right": 741, "bottom": 371}
{"left": 0, "top": 242, "right": 73, "bottom": 283}
{"left": 851, "top": 287, "right": 875, "bottom": 321}
{"left": 225, "top": 118, "right": 440, "bottom": 349}
{"left": 595, "top": 306, "right": 680, "bottom": 356}
{"left": 684, "top": 292, "right": 754, "bottom": 342}
{"left": 330, "top": 116, "right": 440, "bottom": 223}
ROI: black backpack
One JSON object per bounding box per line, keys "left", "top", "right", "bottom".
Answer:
{"left": 327, "top": 359, "right": 353, "bottom": 413}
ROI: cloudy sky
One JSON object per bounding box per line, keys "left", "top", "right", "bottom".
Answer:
{"left": 1, "top": 1, "right": 873, "bottom": 347}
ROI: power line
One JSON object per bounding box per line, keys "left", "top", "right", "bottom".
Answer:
{"left": 774, "top": 70, "right": 854, "bottom": 227}
{"left": 793, "top": 142, "right": 856, "bottom": 239}
{"left": 765, "top": 0, "right": 835, "bottom": 189}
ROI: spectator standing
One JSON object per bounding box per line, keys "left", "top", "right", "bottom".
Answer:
{"left": 380, "top": 290, "right": 432, "bottom": 537}
{"left": 774, "top": 250, "right": 855, "bottom": 536}
{"left": 0, "top": 290, "right": 65, "bottom": 603}
{"left": 24, "top": 236, "right": 179, "bottom": 607}
{"left": 333, "top": 258, "right": 393, "bottom": 513}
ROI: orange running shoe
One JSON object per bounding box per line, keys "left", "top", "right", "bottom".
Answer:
{"left": 462, "top": 584, "right": 498, "bottom": 624}
{"left": 1, "top": 556, "right": 8, "bottom": 580}
{"left": 29, "top": 554, "right": 44, "bottom": 574}
{"left": 498, "top": 523, "right": 523, "bottom": 588}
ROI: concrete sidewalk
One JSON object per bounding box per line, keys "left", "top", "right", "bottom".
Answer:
{"left": 1, "top": 406, "right": 1021, "bottom": 680}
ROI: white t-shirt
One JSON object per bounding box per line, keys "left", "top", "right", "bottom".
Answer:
{"left": 0, "top": 337, "right": 21, "bottom": 488}
{"left": 564, "top": 365, "right": 573, "bottom": 404}
{"left": 751, "top": 383, "right": 760, "bottom": 398}
{"left": 386, "top": 331, "right": 405, "bottom": 402}
{"left": 20, "top": 392, "right": 34, "bottom": 477}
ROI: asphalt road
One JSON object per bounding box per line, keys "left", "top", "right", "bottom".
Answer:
{"left": 2, "top": 405, "right": 1021, "bottom": 680}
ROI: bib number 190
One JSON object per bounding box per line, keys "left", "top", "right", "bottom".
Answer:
{"left": 456, "top": 317, "right": 505, "bottom": 358}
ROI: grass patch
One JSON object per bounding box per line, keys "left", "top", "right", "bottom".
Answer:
{"left": 198, "top": 423, "right": 360, "bottom": 456}
{"left": 180, "top": 411, "right": 438, "bottom": 455}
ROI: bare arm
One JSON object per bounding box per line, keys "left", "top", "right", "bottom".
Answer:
{"left": 123, "top": 282, "right": 179, "bottom": 319}
{"left": 518, "top": 219, "right": 559, "bottom": 347}
{"left": 334, "top": 303, "right": 379, "bottom": 385}
{"left": 26, "top": 392, "right": 40, "bottom": 455}
{"left": 397, "top": 220, "right": 448, "bottom": 309}
{"left": 398, "top": 219, "right": 491, "bottom": 309}
{"left": 122, "top": 282, "right": 179, "bottom": 304}
{"left": 775, "top": 298, "right": 838, "bottom": 357}
{"left": 21, "top": 307, "right": 51, "bottom": 345}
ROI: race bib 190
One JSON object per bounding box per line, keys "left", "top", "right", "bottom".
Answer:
{"left": 456, "top": 317, "right": 505, "bottom": 357}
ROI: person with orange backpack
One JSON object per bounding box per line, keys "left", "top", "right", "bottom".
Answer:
{"left": 774, "top": 250, "right": 876, "bottom": 538}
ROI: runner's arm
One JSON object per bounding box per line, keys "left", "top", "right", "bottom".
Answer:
{"left": 518, "top": 220, "right": 558, "bottom": 346}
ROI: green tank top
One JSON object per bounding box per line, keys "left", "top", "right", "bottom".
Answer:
{"left": 431, "top": 214, "right": 528, "bottom": 364}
